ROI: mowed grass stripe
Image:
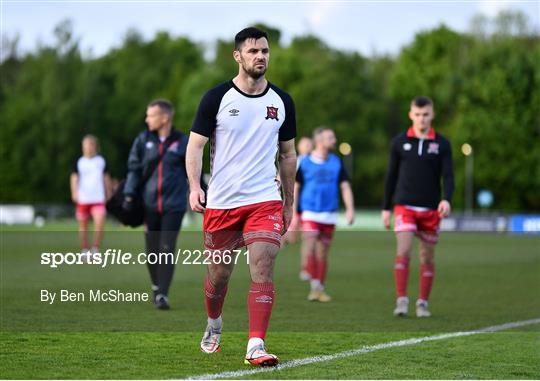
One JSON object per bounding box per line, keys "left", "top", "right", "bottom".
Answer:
{"left": 186, "top": 318, "right": 540, "bottom": 380}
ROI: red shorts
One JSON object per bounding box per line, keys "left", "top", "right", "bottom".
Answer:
{"left": 287, "top": 212, "right": 302, "bottom": 232}
{"left": 203, "top": 201, "right": 283, "bottom": 251}
{"left": 76, "top": 203, "right": 106, "bottom": 222}
{"left": 301, "top": 219, "right": 336, "bottom": 246}
{"left": 394, "top": 205, "right": 440, "bottom": 244}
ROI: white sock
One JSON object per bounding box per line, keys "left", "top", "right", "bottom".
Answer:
{"left": 247, "top": 337, "right": 264, "bottom": 354}
{"left": 208, "top": 316, "right": 222, "bottom": 330}
{"left": 151, "top": 284, "right": 159, "bottom": 291}
{"left": 310, "top": 279, "right": 321, "bottom": 291}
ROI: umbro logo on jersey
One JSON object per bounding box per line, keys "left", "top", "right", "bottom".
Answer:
{"left": 229, "top": 109, "right": 240, "bottom": 116}
{"left": 265, "top": 106, "right": 279, "bottom": 121}
{"left": 403, "top": 143, "right": 412, "bottom": 151}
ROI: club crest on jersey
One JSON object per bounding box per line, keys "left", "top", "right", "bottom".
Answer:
{"left": 265, "top": 106, "right": 279, "bottom": 121}
{"left": 427, "top": 142, "right": 439, "bottom": 154}
{"left": 168, "top": 141, "right": 179, "bottom": 152}
{"left": 403, "top": 143, "right": 412, "bottom": 151}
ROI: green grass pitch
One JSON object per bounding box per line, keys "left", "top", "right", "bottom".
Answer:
{"left": 1, "top": 222, "right": 539, "bottom": 379}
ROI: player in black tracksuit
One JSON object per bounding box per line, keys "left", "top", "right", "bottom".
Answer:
{"left": 124, "top": 99, "right": 188, "bottom": 310}
{"left": 382, "top": 128, "right": 454, "bottom": 211}
{"left": 382, "top": 96, "right": 454, "bottom": 318}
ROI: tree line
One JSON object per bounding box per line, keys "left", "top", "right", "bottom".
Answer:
{"left": 1, "top": 11, "right": 538, "bottom": 211}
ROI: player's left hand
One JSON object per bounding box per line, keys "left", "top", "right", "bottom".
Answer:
{"left": 438, "top": 200, "right": 451, "bottom": 218}
{"left": 282, "top": 204, "right": 293, "bottom": 235}
{"left": 189, "top": 189, "right": 206, "bottom": 213}
{"left": 345, "top": 209, "right": 355, "bottom": 225}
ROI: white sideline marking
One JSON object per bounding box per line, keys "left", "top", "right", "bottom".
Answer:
{"left": 186, "top": 318, "right": 540, "bottom": 380}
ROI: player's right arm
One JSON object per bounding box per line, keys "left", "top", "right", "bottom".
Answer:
{"left": 382, "top": 137, "right": 400, "bottom": 229}
{"left": 70, "top": 172, "right": 78, "bottom": 203}
{"left": 186, "top": 132, "right": 208, "bottom": 213}
{"left": 188, "top": 88, "right": 220, "bottom": 213}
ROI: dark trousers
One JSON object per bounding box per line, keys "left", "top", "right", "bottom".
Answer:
{"left": 144, "top": 210, "right": 184, "bottom": 297}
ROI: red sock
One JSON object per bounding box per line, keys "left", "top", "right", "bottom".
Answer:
{"left": 80, "top": 225, "right": 88, "bottom": 249}
{"left": 306, "top": 255, "right": 316, "bottom": 278}
{"left": 419, "top": 263, "right": 435, "bottom": 301}
{"left": 204, "top": 276, "right": 228, "bottom": 319}
{"left": 394, "top": 256, "right": 410, "bottom": 298}
{"left": 248, "top": 282, "right": 275, "bottom": 339}
{"left": 316, "top": 257, "right": 328, "bottom": 285}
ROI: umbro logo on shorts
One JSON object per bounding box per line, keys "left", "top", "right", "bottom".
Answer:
{"left": 229, "top": 109, "right": 240, "bottom": 116}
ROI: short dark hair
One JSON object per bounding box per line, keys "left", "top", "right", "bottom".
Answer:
{"left": 313, "top": 126, "right": 332, "bottom": 140}
{"left": 411, "top": 96, "right": 433, "bottom": 108}
{"left": 148, "top": 99, "right": 174, "bottom": 119}
{"left": 234, "top": 27, "right": 268, "bottom": 51}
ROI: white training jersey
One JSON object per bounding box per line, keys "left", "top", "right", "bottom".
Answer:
{"left": 191, "top": 80, "right": 296, "bottom": 209}
{"left": 73, "top": 155, "right": 107, "bottom": 204}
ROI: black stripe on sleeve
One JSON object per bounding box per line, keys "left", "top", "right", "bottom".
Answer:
{"left": 382, "top": 135, "right": 401, "bottom": 210}
{"left": 338, "top": 158, "right": 350, "bottom": 183}
{"left": 191, "top": 81, "right": 231, "bottom": 138}
{"left": 271, "top": 84, "right": 297, "bottom": 141}
{"left": 442, "top": 138, "right": 455, "bottom": 203}
{"left": 72, "top": 158, "right": 80, "bottom": 174}
{"left": 295, "top": 165, "right": 304, "bottom": 184}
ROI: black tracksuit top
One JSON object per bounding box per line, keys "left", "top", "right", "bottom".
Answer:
{"left": 383, "top": 127, "right": 454, "bottom": 210}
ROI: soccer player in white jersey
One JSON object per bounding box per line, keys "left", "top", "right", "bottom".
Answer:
{"left": 70, "top": 135, "right": 111, "bottom": 256}
{"left": 186, "top": 27, "right": 296, "bottom": 367}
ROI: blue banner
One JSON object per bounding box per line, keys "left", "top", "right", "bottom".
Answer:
{"left": 509, "top": 215, "right": 540, "bottom": 234}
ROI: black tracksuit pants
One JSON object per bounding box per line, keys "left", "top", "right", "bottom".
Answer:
{"left": 144, "top": 210, "right": 184, "bottom": 297}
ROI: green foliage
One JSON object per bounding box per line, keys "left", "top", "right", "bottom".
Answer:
{"left": 1, "top": 13, "right": 538, "bottom": 210}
